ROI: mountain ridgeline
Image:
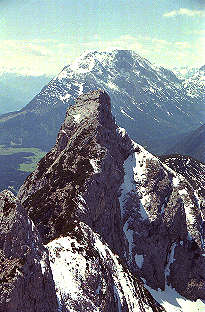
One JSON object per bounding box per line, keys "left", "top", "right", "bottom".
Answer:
{"left": 0, "top": 50, "right": 204, "bottom": 154}
{"left": 1, "top": 90, "right": 204, "bottom": 311}
{"left": 0, "top": 73, "right": 51, "bottom": 115}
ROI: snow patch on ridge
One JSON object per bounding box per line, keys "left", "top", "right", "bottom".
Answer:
{"left": 123, "top": 218, "right": 134, "bottom": 261}
{"left": 90, "top": 159, "right": 100, "bottom": 173}
{"left": 48, "top": 222, "right": 154, "bottom": 311}
{"left": 173, "top": 176, "right": 180, "bottom": 187}
{"left": 73, "top": 114, "right": 81, "bottom": 123}
{"left": 59, "top": 93, "right": 71, "bottom": 102}
{"left": 107, "top": 81, "right": 119, "bottom": 91}
{"left": 144, "top": 282, "right": 205, "bottom": 312}
{"left": 117, "top": 126, "right": 127, "bottom": 138}
{"left": 93, "top": 229, "right": 152, "bottom": 311}
{"left": 48, "top": 236, "right": 86, "bottom": 302}
{"left": 120, "top": 108, "right": 134, "bottom": 120}
{"left": 119, "top": 146, "right": 154, "bottom": 222}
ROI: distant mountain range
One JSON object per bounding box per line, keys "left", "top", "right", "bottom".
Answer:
{"left": 174, "top": 65, "right": 205, "bottom": 99}
{"left": 0, "top": 50, "right": 204, "bottom": 154}
{"left": 168, "top": 123, "right": 205, "bottom": 163}
{"left": 0, "top": 73, "right": 51, "bottom": 114}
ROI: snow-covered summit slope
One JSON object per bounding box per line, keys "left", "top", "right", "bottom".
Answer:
{"left": 54, "top": 50, "right": 204, "bottom": 153}
{"left": 172, "top": 65, "right": 205, "bottom": 99}
{"left": 0, "top": 49, "right": 204, "bottom": 154}
{"left": 47, "top": 222, "right": 164, "bottom": 312}
{"left": 17, "top": 90, "right": 205, "bottom": 311}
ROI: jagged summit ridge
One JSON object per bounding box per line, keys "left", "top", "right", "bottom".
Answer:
{"left": 18, "top": 90, "right": 132, "bottom": 251}
{"left": 17, "top": 90, "right": 205, "bottom": 311}
{"left": 18, "top": 90, "right": 166, "bottom": 311}
{"left": 62, "top": 49, "right": 154, "bottom": 76}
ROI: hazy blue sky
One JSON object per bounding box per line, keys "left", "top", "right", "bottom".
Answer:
{"left": 0, "top": 0, "right": 204, "bottom": 75}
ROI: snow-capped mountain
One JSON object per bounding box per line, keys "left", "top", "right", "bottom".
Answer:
{"left": 171, "top": 66, "right": 201, "bottom": 79}
{"left": 172, "top": 65, "right": 205, "bottom": 99}
{"left": 0, "top": 50, "right": 204, "bottom": 154}
{"left": 2, "top": 90, "right": 202, "bottom": 311}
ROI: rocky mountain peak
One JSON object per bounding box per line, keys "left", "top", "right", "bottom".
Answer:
{"left": 18, "top": 90, "right": 133, "bottom": 251}
{"left": 16, "top": 90, "right": 205, "bottom": 311}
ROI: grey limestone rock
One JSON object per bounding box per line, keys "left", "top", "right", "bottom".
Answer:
{"left": 18, "top": 90, "right": 132, "bottom": 256}
{"left": 120, "top": 145, "right": 205, "bottom": 300}
{"left": 47, "top": 222, "right": 165, "bottom": 311}
{"left": 0, "top": 190, "right": 58, "bottom": 312}
{"left": 17, "top": 90, "right": 205, "bottom": 310}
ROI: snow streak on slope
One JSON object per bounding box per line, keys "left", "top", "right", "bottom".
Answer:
{"left": 117, "top": 130, "right": 205, "bottom": 304}
{"left": 47, "top": 222, "right": 158, "bottom": 312}
{"left": 119, "top": 143, "right": 157, "bottom": 224}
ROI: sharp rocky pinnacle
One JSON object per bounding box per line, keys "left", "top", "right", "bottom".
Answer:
{"left": 1, "top": 89, "right": 204, "bottom": 311}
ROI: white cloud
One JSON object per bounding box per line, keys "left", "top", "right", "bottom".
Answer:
{"left": 80, "top": 35, "right": 144, "bottom": 53}
{"left": 175, "top": 42, "right": 190, "bottom": 49}
{"left": 163, "top": 8, "right": 205, "bottom": 18}
{"left": 151, "top": 38, "right": 171, "bottom": 46}
{"left": 93, "top": 34, "right": 100, "bottom": 40}
{"left": 0, "top": 39, "right": 70, "bottom": 76}
{"left": 1, "top": 40, "right": 54, "bottom": 56}
{"left": 186, "top": 29, "right": 205, "bottom": 35}
{"left": 0, "top": 34, "right": 203, "bottom": 76}
{"left": 0, "top": 36, "right": 145, "bottom": 75}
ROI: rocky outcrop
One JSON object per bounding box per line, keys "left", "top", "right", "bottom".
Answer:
{"left": 47, "top": 222, "right": 165, "bottom": 311}
{"left": 18, "top": 90, "right": 166, "bottom": 311}
{"left": 17, "top": 90, "right": 205, "bottom": 310}
{"left": 119, "top": 146, "right": 205, "bottom": 300}
{"left": 18, "top": 91, "right": 132, "bottom": 255}
{"left": 0, "top": 190, "right": 58, "bottom": 312}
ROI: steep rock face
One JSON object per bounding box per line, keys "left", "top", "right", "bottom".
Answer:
{"left": 18, "top": 90, "right": 205, "bottom": 310}
{"left": 119, "top": 146, "right": 205, "bottom": 300}
{"left": 0, "top": 190, "right": 58, "bottom": 312}
{"left": 18, "top": 90, "right": 132, "bottom": 256}
{"left": 18, "top": 90, "right": 165, "bottom": 311}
